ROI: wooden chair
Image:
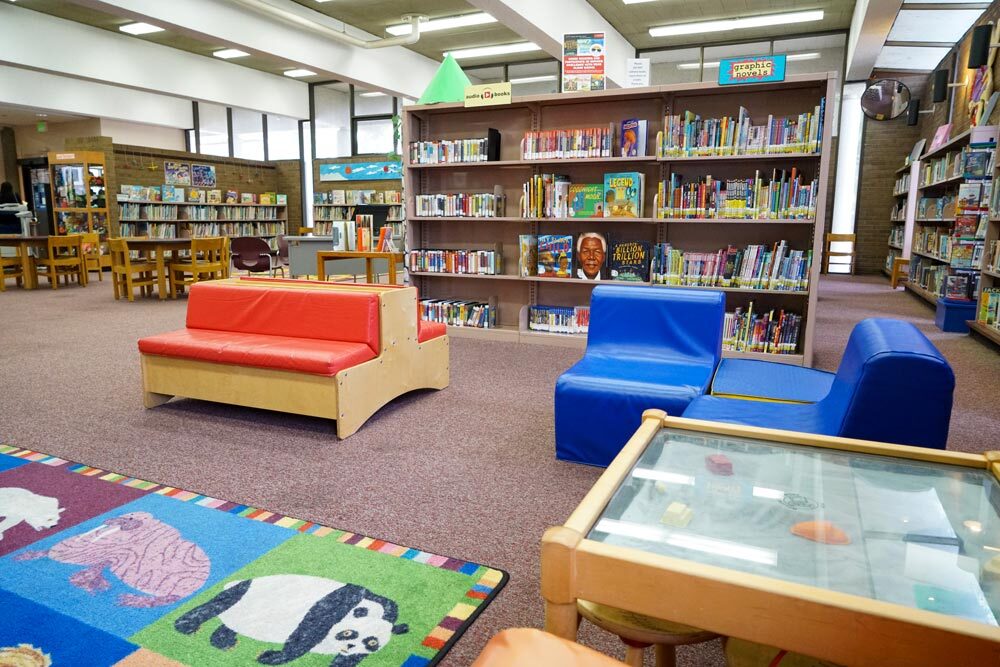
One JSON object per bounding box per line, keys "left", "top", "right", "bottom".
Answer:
{"left": 0, "top": 245, "right": 26, "bottom": 291}
{"left": 168, "top": 236, "right": 226, "bottom": 298}
{"left": 890, "top": 256, "right": 909, "bottom": 289}
{"left": 110, "top": 238, "right": 157, "bottom": 301}
{"left": 34, "top": 234, "right": 87, "bottom": 289}
{"left": 81, "top": 231, "right": 103, "bottom": 282}
{"left": 823, "top": 233, "right": 856, "bottom": 274}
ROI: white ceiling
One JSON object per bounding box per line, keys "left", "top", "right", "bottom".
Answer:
{"left": 0, "top": 104, "right": 86, "bottom": 126}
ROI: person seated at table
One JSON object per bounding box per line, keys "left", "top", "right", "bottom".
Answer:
{"left": 0, "top": 182, "right": 28, "bottom": 236}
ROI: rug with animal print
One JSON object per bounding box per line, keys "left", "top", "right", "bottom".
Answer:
{"left": 0, "top": 446, "right": 507, "bottom": 666}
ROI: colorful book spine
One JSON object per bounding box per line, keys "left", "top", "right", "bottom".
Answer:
{"left": 528, "top": 305, "right": 590, "bottom": 335}
{"left": 650, "top": 242, "right": 811, "bottom": 291}
{"left": 407, "top": 249, "right": 501, "bottom": 275}
{"left": 520, "top": 126, "right": 614, "bottom": 160}
{"left": 419, "top": 299, "right": 495, "bottom": 329}
{"left": 415, "top": 193, "right": 500, "bottom": 217}
{"left": 723, "top": 305, "right": 802, "bottom": 355}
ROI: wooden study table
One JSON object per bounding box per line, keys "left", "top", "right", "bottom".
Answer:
{"left": 122, "top": 238, "right": 192, "bottom": 300}
{"left": 542, "top": 411, "right": 1000, "bottom": 666}
{"left": 0, "top": 235, "right": 49, "bottom": 289}
{"left": 316, "top": 251, "right": 404, "bottom": 284}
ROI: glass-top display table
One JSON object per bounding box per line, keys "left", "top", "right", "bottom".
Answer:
{"left": 542, "top": 410, "right": 1000, "bottom": 665}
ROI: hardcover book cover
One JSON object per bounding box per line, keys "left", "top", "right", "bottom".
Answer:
{"left": 569, "top": 184, "right": 604, "bottom": 218}
{"left": 575, "top": 232, "right": 607, "bottom": 280}
{"left": 241, "top": 193, "right": 256, "bottom": 204}
{"left": 620, "top": 119, "right": 647, "bottom": 157}
{"left": 225, "top": 190, "right": 240, "bottom": 204}
{"left": 608, "top": 238, "right": 651, "bottom": 282}
{"left": 964, "top": 151, "right": 991, "bottom": 179}
{"left": 603, "top": 172, "right": 644, "bottom": 217}
{"left": 537, "top": 234, "right": 573, "bottom": 278}
{"left": 958, "top": 183, "right": 982, "bottom": 210}
{"left": 186, "top": 188, "right": 204, "bottom": 203}
{"left": 518, "top": 234, "right": 538, "bottom": 277}
{"left": 953, "top": 214, "right": 979, "bottom": 237}
{"left": 207, "top": 190, "right": 222, "bottom": 204}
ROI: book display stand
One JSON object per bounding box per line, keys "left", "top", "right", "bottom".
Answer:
{"left": 49, "top": 150, "right": 110, "bottom": 268}
{"left": 403, "top": 74, "right": 836, "bottom": 365}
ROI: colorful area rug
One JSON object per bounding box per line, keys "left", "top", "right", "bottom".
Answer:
{"left": 0, "top": 445, "right": 507, "bottom": 666}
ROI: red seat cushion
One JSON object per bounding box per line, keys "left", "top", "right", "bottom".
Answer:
{"left": 418, "top": 319, "right": 447, "bottom": 343}
{"left": 138, "top": 329, "right": 376, "bottom": 376}
{"left": 187, "top": 282, "right": 380, "bottom": 355}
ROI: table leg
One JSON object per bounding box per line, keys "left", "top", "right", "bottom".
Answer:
{"left": 317, "top": 255, "right": 326, "bottom": 282}
{"left": 20, "top": 243, "right": 37, "bottom": 289}
{"left": 366, "top": 258, "right": 375, "bottom": 284}
{"left": 388, "top": 260, "right": 397, "bottom": 285}
{"left": 156, "top": 248, "right": 167, "bottom": 300}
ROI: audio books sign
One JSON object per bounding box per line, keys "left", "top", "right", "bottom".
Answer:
{"left": 719, "top": 55, "right": 787, "bottom": 85}
{"left": 563, "top": 33, "right": 605, "bottom": 92}
{"left": 464, "top": 82, "right": 512, "bottom": 108}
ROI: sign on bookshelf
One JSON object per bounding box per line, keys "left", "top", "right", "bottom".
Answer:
{"left": 319, "top": 161, "right": 402, "bottom": 182}
{"left": 563, "top": 33, "right": 605, "bottom": 92}
{"left": 464, "top": 82, "right": 512, "bottom": 108}
{"left": 719, "top": 55, "right": 787, "bottom": 86}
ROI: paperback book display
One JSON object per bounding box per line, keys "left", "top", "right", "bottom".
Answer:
{"left": 409, "top": 129, "right": 500, "bottom": 164}
{"left": 916, "top": 196, "right": 956, "bottom": 220}
{"left": 656, "top": 170, "right": 818, "bottom": 219}
{"left": 723, "top": 304, "right": 803, "bottom": 355}
{"left": 419, "top": 299, "right": 495, "bottom": 329}
{"left": 415, "top": 192, "right": 502, "bottom": 217}
{"left": 521, "top": 126, "right": 615, "bottom": 160}
{"left": 656, "top": 101, "right": 825, "bottom": 157}
{"left": 407, "top": 249, "right": 501, "bottom": 275}
{"left": 528, "top": 305, "right": 591, "bottom": 335}
{"left": 651, "top": 241, "right": 811, "bottom": 291}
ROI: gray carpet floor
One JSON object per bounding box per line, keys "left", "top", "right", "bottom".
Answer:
{"left": 0, "top": 274, "right": 997, "bottom": 665}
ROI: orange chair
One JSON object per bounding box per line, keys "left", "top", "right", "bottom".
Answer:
{"left": 34, "top": 234, "right": 87, "bottom": 288}
{"left": 471, "top": 629, "right": 627, "bottom": 666}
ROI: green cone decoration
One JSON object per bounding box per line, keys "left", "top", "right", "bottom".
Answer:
{"left": 417, "top": 54, "right": 472, "bottom": 105}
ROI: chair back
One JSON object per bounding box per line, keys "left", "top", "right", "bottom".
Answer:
{"left": 818, "top": 318, "right": 954, "bottom": 449}
{"left": 823, "top": 233, "right": 856, "bottom": 274}
{"left": 191, "top": 237, "right": 225, "bottom": 265}
{"left": 81, "top": 231, "right": 101, "bottom": 266}
{"left": 48, "top": 234, "right": 82, "bottom": 257}
{"left": 231, "top": 236, "right": 273, "bottom": 273}
{"left": 586, "top": 285, "right": 724, "bottom": 366}
{"left": 277, "top": 234, "right": 289, "bottom": 266}
{"left": 109, "top": 237, "right": 132, "bottom": 271}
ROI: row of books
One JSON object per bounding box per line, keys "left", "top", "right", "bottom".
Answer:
{"left": 120, "top": 185, "right": 285, "bottom": 205}
{"left": 518, "top": 234, "right": 651, "bottom": 281}
{"left": 919, "top": 147, "right": 994, "bottom": 186}
{"left": 120, "top": 222, "right": 176, "bottom": 239}
{"left": 650, "top": 242, "right": 812, "bottom": 291}
{"left": 315, "top": 205, "right": 402, "bottom": 222}
{"left": 916, "top": 195, "right": 956, "bottom": 220}
{"left": 406, "top": 249, "right": 501, "bottom": 275}
{"left": 520, "top": 125, "right": 615, "bottom": 160}
{"left": 419, "top": 299, "right": 496, "bottom": 329}
{"left": 314, "top": 190, "right": 402, "bottom": 205}
{"left": 656, "top": 170, "right": 818, "bottom": 220}
{"left": 979, "top": 288, "right": 1000, "bottom": 327}
{"left": 888, "top": 225, "right": 905, "bottom": 248}
{"left": 120, "top": 203, "right": 177, "bottom": 221}
{"left": 409, "top": 130, "right": 500, "bottom": 164}
{"left": 723, "top": 305, "right": 802, "bottom": 355}
{"left": 187, "top": 222, "right": 286, "bottom": 238}
{"left": 528, "top": 305, "right": 591, "bottom": 335}
{"left": 656, "top": 102, "right": 825, "bottom": 157}
{"left": 894, "top": 172, "right": 910, "bottom": 196}
{"left": 415, "top": 193, "right": 503, "bottom": 218}
{"left": 520, "top": 172, "right": 644, "bottom": 218}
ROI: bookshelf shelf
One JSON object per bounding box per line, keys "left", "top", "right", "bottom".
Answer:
{"left": 920, "top": 129, "right": 972, "bottom": 161}
{"left": 967, "top": 319, "right": 1000, "bottom": 345}
{"left": 314, "top": 203, "right": 402, "bottom": 207}
{"left": 889, "top": 243, "right": 903, "bottom": 251}
{"left": 904, "top": 281, "right": 939, "bottom": 304}
{"left": 915, "top": 218, "right": 956, "bottom": 224}
{"left": 983, "top": 269, "right": 1000, "bottom": 280}
{"left": 404, "top": 74, "right": 835, "bottom": 365}
{"left": 918, "top": 174, "right": 965, "bottom": 190}
{"left": 894, "top": 190, "right": 909, "bottom": 197}
{"left": 911, "top": 250, "right": 950, "bottom": 263}
{"left": 50, "top": 150, "right": 111, "bottom": 267}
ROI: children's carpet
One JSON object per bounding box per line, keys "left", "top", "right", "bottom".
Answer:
{"left": 0, "top": 445, "right": 507, "bottom": 667}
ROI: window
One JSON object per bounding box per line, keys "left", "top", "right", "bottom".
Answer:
{"left": 267, "top": 114, "right": 300, "bottom": 160}
{"left": 232, "top": 108, "right": 264, "bottom": 161}
{"left": 197, "top": 102, "right": 229, "bottom": 157}
{"left": 353, "top": 88, "right": 393, "bottom": 116}
{"left": 314, "top": 83, "right": 351, "bottom": 158}
{"left": 509, "top": 61, "right": 559, "bottom": 95}
{"left": 351, "top": 85, "right": 398, "bottom": 156}
{"left": 649, "top": 47, "right": 701, "bottom": 85}
{"left": 355, "top": 118, "right": 395, "bottom": 155}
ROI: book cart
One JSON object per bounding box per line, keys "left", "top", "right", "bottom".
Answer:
{"left": 402, "top": 73, "right": 836, "bottom": 366}
{"left": 48, "top": 150, "right": 110, "bottom": 268}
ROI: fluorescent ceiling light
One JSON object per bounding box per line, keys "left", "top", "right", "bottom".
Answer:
{"left": 387, "top": 12, "right": 496, "bottom": 36}
{"left": 445, "top": 42, "right": 541, "bottom": 60}
{"left": 631, "top": 468, "right": 695, "bottom": 486}
{"left": 887, "top": 9, "right": 985, "bottom": 43}
{"left": 677, "top": 52, "right": 821, "bottom": 70}
{"left": 650, "top": 10, "right": 824, "bottom": 38}
{"left": 874, "top": 45, "right": 951, "bottom": 71}
{"left": 592, "top": 519, "right": 778, "bottom": 566}
{"left": 283, "top": 68, "right": 316, "bottom": 78}
{"left": 213, "top": 48, "right": 249, "bottom": 59}
{"left": 623, "top": 0, "right": 657, "bottom": 3}
{"left": 359, "top": 91, "right": 387, "bottom": 97}
{"left": 510, "top": 75, "right": 558, "bottom": 84}
{"left": 119, "top": 22, "right": 164, "bottom": 35}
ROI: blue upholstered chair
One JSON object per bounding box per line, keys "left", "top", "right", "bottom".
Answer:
{"left": 555, "top": 285, "right": 724, "bottom": 466}
{"left": 683, "top": 318, "right": 955, "bottom": 449}
{"left": 711, "top": 359, "right": 835, "bottom": 403}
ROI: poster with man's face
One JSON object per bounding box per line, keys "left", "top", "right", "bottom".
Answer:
{"left": 576, "top": 232, "right": 606, "bottom": 280}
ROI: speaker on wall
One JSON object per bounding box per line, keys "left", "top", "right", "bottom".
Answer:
{"left": 907, "top": 99, "right": 920, "bottom": 126}
{"left": 969, "top": 24, "right": 993, "bottom": 69}
{"left": 933, "top": 69, "right": 949, "bottom": 103}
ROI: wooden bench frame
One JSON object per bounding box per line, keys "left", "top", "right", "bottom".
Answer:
{"left": 140, "top": 279, "right": 449, "bottom": 438}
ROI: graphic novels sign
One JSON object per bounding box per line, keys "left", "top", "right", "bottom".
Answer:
{"left": 719, "top": 55, "right": 787, "bottom": 86}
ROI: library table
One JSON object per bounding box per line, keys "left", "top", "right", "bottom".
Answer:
{"left": 542, "top": 410, "right": 1000, "bottom": 666}
{"left": 123, "top": 238, "right": 191, "bottom": 300}
{"left": 0, "top": 235, "right": 48, "bottom": 289}
{"left": 316, "top": 251, "right": 405, "bottom": 284}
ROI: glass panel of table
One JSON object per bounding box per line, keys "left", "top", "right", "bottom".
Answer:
{"left": 542, "top": 411, "right": 1000, "bottom": 665}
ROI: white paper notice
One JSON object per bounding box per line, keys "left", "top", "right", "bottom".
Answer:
{"left": 626, "top": 58, "right": 650, "bottom": 88}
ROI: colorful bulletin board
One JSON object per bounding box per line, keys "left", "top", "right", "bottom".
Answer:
{"left": 318, "top": 161, "right": 402, "bottom": 182}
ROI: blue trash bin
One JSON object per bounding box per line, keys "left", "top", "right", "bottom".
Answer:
{"left": 935, "top": 298, "right": 977, "bottom": 333}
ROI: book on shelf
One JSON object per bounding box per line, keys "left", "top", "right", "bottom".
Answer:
{"left": 420, "top": 299, "right": 495, "bottom": 329}
{"left": 241, "top": 193, "right": 256, "bottom": 205}
{"left": 537, "top": 234, "right": 574, "bottom": 278}
{"left": 410, "top": 129, "right": 501, "bottom": 164}
{"left": 575, "top": 232, "right": 607, "bottom": 280}
{"left": 944, "top": 273, "right": 970, "bottom": 300}
{"left": 207, "top": 190, "right": 222, "bottom": 204}
{"left": 521, "top": 174, "right": 571, "bottom": 218}
{"left": 958, "top": 183, "right": 982, "bottom": 209}
{"left": 979, "top": 288, "right": 1000, "bottom": 326}
{"left": 651, "top": 241, "right": 812, "bottom": 291}
{"left": 569, "top": 184, "right": 604, "bottom": 218}
{"left": 225, "top": 190, "right": 239, "bottom": 204}
{"left": 620, "top": 119, "right": 647, "bottom": 157}
{"left": 186, "top": 188, "right": 204, "bottom": 203}
{"left": 415, "top": 191, "right": 502, "bottom": 217}
{"left": 528, "top": 305, "right": 590, "bottom": 335}
{"left": 407, "top": 248, "right": 500, "bottom": 275}
{"left": 964, "top": 150, "right": 992, "bottom": 179}
{"left": 355, "top": 215, "right": 374, "bottom": 251}
{"left": 929, "top": 124, "right": 952, "bottom": 152}
{"left": 518, "top": 235, "right": 538, "bottom": 277}
{"left": 521, "top": 125, "right": 615, "bottom": 160}
{"left": 656, "top": 169, "right": 818, "bottom": 220}
{"left": 608, "top": 238, "right": 650, "bottom": 282}
{"left": 723, "top": 304, "right": 802, "bottom": 355}
{"left": 277, "top": 194, "right": 288, "bottom": 206}
{"left": 604, "top": 172, "right": 644, "bottom": 217}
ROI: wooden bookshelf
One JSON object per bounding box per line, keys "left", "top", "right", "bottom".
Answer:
{"left": 115, "top": 200, "right": 287, "bottom": 247}
{"left": 404, "top": 74, "right": 836, "bottom": 366}
{"left": 971, "top": 148, "right": 1000, "bottom": 348}
{"left": 887, "top": 150, "right": 917, "bottom": 278}
{"left": 49, "top": 150, "right": 111, "bottom": 267}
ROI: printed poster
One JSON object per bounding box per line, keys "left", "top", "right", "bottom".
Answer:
{"left": 164, "top": 162, "right": 191, "bottom": 186}
{"left": 718, "top": 55, "right": 786, "bottom": 85}
{"left": 563, "top": 33, "right": 605, "bottom": 93}
{"left": 191, "top": 164, "right": 217, "bottom": 187}
{"left": 318, "top": 161, "right": 402, "bottom": 182}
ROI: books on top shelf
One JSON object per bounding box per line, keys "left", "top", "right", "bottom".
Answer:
{"left": 656, "top": 169, "right": 817, "bottom": 220}
{"left": 314, "top": 190, "right": 403, "bottom": 205}
{"left": 519, "top": 235, "right": 537, "bottom": 277}
{"left": 528, "top": 305, "right": 590, "bottom": 335}
{"left": 656, "top": 100, "right": 825, "bottom": 158}
{"left": 416, "top": 192, "right": 502, "bottom": 217}
{"left": 651, "top": 241, "right": 812, "bottom": 291}
{"left": 119, "top": 184, "right": 285, "bottom": 207}
{"left": 723, "top": 304, "right": 802, "bottom": 355}
{"left": 407, "top": 249, "right": 500, "bottom": 275}
{"left": 521, "top": 125, "right": 615, "bottom": 160}
{"left": 420, "top": 299, "right": 495, "bottom": 329}
{"left": 409, "top": 129, "right": 500, "bottom": 164}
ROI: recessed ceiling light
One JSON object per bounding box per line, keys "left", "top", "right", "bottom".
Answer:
{"left": 119, "top": 22, "right": 164, "bottom": 35}
{"left": 213, "top": 48, "right": 250, "bottom": 59}
{"left": 387, "top": 12, "right": 496, "bottom": 36}
{"left": 510, "top": 75, "right": 558, "bottom": 84}
{"left": 677, "top": 51, "right": 821, "bottom": 70}
{"left": 283, "top": 68, "right": 316, "bottom": 78}
{"left": 359, "top": 91, "right": 388, "bottom": 97}
{"left": 650, "top": 10, "right": 824, "bottom": 38}
{"left": 445, "top": 43, "right": 541, "bottom": 60}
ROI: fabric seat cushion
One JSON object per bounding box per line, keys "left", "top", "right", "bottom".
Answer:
{"left": 711, "top": 359, "right": 835, "bottom": 403}
{"left": 418, "top": 319, "right": 447, "bottom": 342}
{"left": 138, "top": 329, "right": 376, "bottom": 376}
{"left": 682, "top": 395, "right": 840, "bottom": 436}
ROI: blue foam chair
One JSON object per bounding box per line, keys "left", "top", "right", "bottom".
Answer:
{"left": 711, "top": 359, "right": 835, "bottom": 403}
{"left": 555, "top": 285, "right": 724, "bottom": 467}
{"left": 683, "top": 318, "right": 955, "bottom": 449}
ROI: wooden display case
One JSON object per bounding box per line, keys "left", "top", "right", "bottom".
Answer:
{"left": 403, "top": 74, "right": 837, "bottom": 366}
{"left": 49, "top": 150, "right": 110, "bottom": 267}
